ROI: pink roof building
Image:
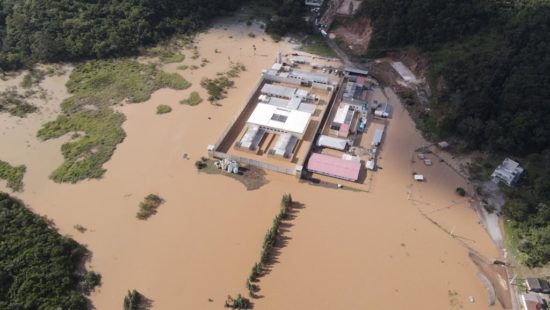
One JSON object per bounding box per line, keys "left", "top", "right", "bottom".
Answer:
{"left": 307, "top": 153, "right": 361, "bottom": 182}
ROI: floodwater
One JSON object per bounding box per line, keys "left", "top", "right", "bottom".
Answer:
{"left": 0, "top": 17, "right": 504, "bottom": 309}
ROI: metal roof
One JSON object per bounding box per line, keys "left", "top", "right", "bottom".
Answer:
{"left": 307, "top": 153, "right": 361, "bottom": 181}
{"left": 317, "top": 135, "right": 348, "bottom": 150}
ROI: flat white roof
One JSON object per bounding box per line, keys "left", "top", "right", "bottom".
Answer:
{"left": 333, "top": 104, "right": 351, "bottom": 124}
{"left": 247, "top": 103, "right": 311, "bottom": 135}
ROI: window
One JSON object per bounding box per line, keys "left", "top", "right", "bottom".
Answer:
{"left": 271, "top": 114, "right": 288, "bottom": 122}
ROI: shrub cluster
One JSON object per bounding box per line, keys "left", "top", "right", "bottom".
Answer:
{"left": 123, "top": 289, "right": 142, "bottom": 310}
{"left": 137, "top": 194, "right": 164, "bottom": 220}
{"left": 0, "top": 160, "right": 26, "bottom": 192}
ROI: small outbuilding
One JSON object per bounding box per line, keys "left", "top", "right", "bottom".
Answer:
{"left": 491, "top": 158, "right": 524, "bottom": 186}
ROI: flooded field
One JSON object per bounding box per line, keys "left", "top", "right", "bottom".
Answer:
{"left": 0, "top": 17, "right": 505, "bottom": 309}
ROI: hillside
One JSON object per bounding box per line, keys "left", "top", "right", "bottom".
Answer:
{"left": 357, "top": 0, "right": 550, "bottom": 266}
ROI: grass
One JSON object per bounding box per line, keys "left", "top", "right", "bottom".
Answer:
{"left": 180, "top": 91, "right": 203, "bottom": 106}
{"left": 178, "top": 64, "right": 189, "bottom": 71}
{"left": 20, "top": 68, "right": 46, "bottom": 88}
{"left": 0, "top": 87, "right": 37, "bottom": 117}
{"left": 159, "top": 52, "right": 186, "bottom": 64}
{"left": 0, "top": 160, "right": 26, "bottom": 191}
{"left": 503, "top": 220, "right": 526, "bottom": 265}
{"left": 156, "top": 104, "right": 172, "bottom": 114}
{"left": 137, "top": 194, "right": 164, "bottom": 220}
{"left": 299, "top": 34, "right": 337, "bottom": 57}
{"left": 38, "top": 59, "right": 191, "bottom": 183}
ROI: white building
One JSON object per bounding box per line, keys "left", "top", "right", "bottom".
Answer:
{"left": 262, "top": 64, "right": 336, "bottom": 91}
{"left": 261, "top": 84, "right": 310, "bottom": 100}
{"left": 246, "top": 103, "right": 311, "bottom": 138}
{"left": 491, "top": 158, "right": 523, "bottom": 186}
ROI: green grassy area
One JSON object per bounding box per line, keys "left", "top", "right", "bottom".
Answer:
{"left": 299, "top": 34, "right": 336, "bottom": 57}
{"left": 156, "top": 104, "right": 172, "bottom": 114}
{"left": 503, "top": 220, "right": 524, "bottom": 263}
{"left": 180, "top": 91, "right": 203, "bottom": 106}
{"left": 0, "top": 160, "right": 26, "bottom": 192}
{"left": 160, "top": 52, "right": 186, "bottom": 64}
{"left": 38, "top": 59, "right": 191, "bottom": 183}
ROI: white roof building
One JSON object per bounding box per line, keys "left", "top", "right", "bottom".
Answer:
{"left": 247, "top": 103, "right": 311, "bottom": 138}
{"left": 317, "top": 135, "right": 348, "bottom": 150}
{"left": 261, "top": 84, "right": 310, "bottom": 100}
{"left": 491, "top": 158, "right": 523, "bottom": 186}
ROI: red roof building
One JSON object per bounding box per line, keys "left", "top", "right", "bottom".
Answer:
{"left": 307, "top": 153, "right": 361, "bottom": 182}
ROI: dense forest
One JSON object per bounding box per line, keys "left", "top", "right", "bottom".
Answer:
{"left": 0, "top": 0, "right": 244, "bottom": 70}
{"left": 360, "top": 0, "right": 550, "bottom": 266}
{"left": 0, "top": 192, "right": 100, "bottom": 308}
{"left": 0, "top": 0, "right": 307, "bottom": 70}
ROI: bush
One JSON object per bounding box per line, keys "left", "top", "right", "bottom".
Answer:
{"left": 123, "top": 289, "right": 142, "bottom": 310}
{"left": 156, "top": 104, "right": 172, "bottom": 114}
{"left": 137, "top": 194, "right": 164, "bottom": 220}
{"left": 225, "top": 294, "right": 250, "bottom": 309}
{"left": 0, "top": 160, "right": 26, "bottom": 192}
{"left": 195, "top": 160, "right": 207, "bottom": 170}
{"left": 455, "top": 187, "right": 466, "bottom": 197}
{"left": 180, "top": 91, "right": 203, "bottom": 106}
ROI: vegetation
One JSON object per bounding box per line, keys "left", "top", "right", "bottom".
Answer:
{"left": 362, "top": 0, "right": 550, "bottom": 155}
{"left": 245, "top": 194, "right": 293, "bottom": 296}
{"left": 74, "top": 224, "right": 87, "bottom": 233}
{"left": 360, "top": 0, "right": 550, "bottom": 266}
{"left": 156, "top": 104, "right": 172, "bottom": 114}
{"left": 455, "top": 187, "right": 466, "bottom": 197}
{"left": 137, "top": 194, "right": 164, "bottom": 220}
{"left": 123, "top": 289, "right": 142, "bottom": 310}
{"left": 0, "top": 160, "right": 26, "bottom": 192}
{"left": 0, "top": 193, "right": 99, "bottom": 308}
{"left": 251, "top": 0, "right": 308, "bottom": 38}
{"left": 299, "top": 33, "right": 337, "bottom": 57}
{"left": 195, "top": 158, "right": 208, "bottom": 170}
{"left": 181, "top": 91, "right": 203, "bottom": 106}
{"left": 0, "top": 0, "right": 246, "bottom": 70}
{"left": 160, "top": 53, "right": 185, "bottom": 64}
{"left": 0, "top": 87, "right": 37, "bottom": 117}
{"left": 500, "top": 151, "right": 550, "bottom": 267}
{"left": 224, "top": 294, "right": 251, "bottom": 309}
{"left": 20, "top": 68, "right": 46, "bottom": 88}
{"left": 201, "top": 62, "right": 246, "bottom": 103}
{"left": 37, "top": 59, "right": 190, "bottom": 183}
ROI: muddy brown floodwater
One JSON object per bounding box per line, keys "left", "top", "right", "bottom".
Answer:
{"left": 0, "top": 17, "right": 504, "bottom": 309}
